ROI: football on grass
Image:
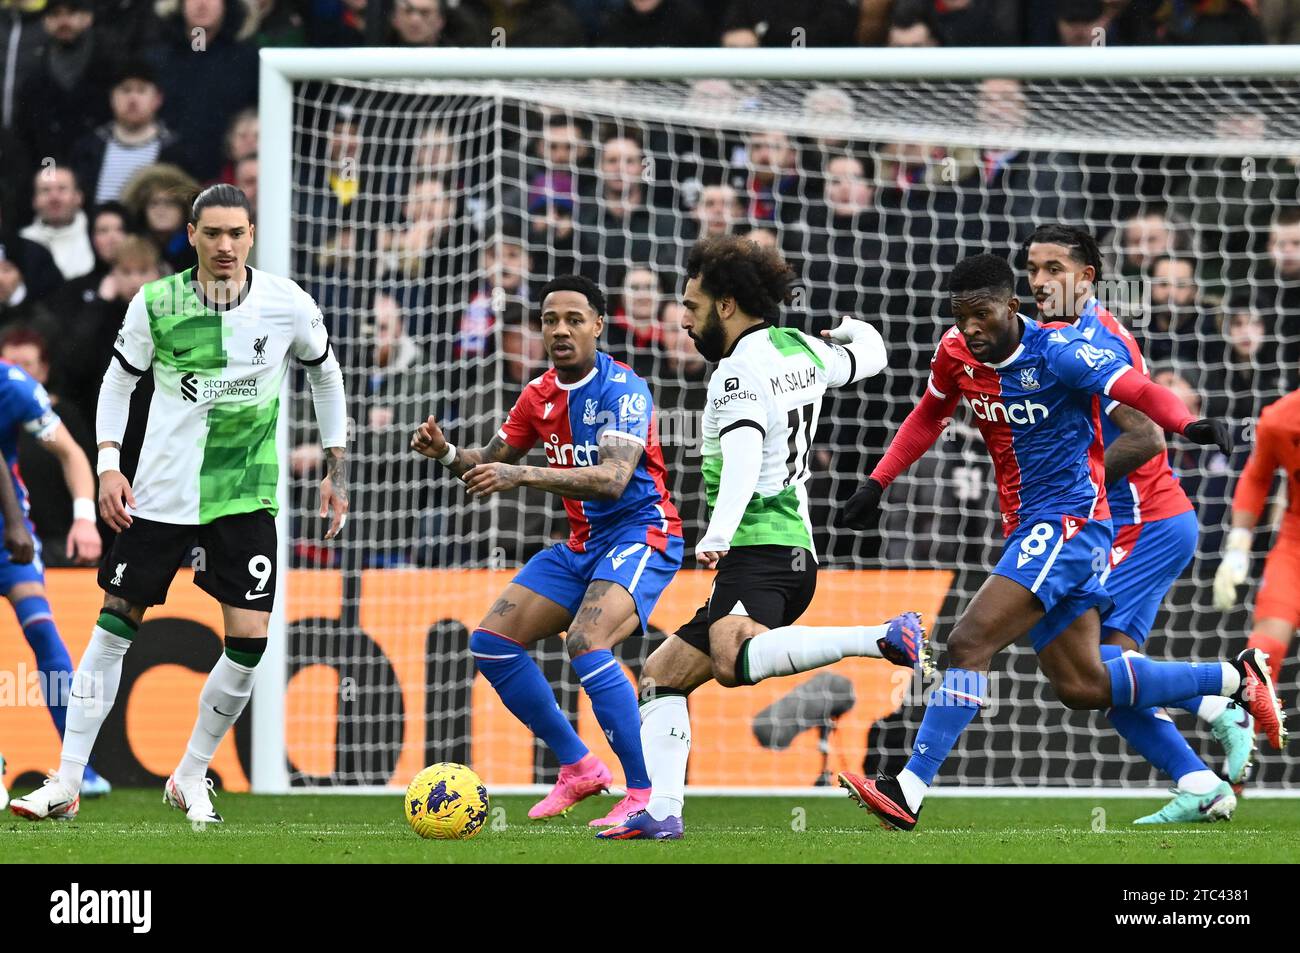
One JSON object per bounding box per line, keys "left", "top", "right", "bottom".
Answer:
{"left": 404, "top": 763, "right": 490, "bottom": 840}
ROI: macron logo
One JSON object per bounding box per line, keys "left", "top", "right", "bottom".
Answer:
{"left": 1062, "top": 516, "right": 1085, "bottom": 541}
{"left": 50, "top": 883, "right": 151, "bottom": 934}
{"left": 543, "top": 402, "right": 554, "bottom": 419}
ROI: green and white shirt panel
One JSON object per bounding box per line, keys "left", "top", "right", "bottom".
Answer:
{"left": 114, "top": 267, "right": 330, "bottom": 525}
{"left": 700, "top": 324, "right": 854, "bottom": 554}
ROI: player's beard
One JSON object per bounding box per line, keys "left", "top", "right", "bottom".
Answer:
{"left": 688, "top": 303, "right": 727, "bottom": 363}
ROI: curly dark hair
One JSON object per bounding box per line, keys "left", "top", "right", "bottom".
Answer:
{"left": 538, "top": 274, "right": 607, "bottom": 316}
{"left": 684, "top": 235, "right": 796, "bottom": 320}
{"left": 1021, "top": 223, "right": 1104, "bottom": 281}
{"left": 949, "top": 253, "right": 1015, "bottom": 297}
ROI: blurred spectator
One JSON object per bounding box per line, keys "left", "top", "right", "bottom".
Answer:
{"left": 801, "top": 153, "right": 887, "bottom": 327}
{"left": 72, "top": 60, "right": 185, "bottom": 206}
{"left": 377, "top": 175, "right": 455, "bottom": 282}
{"left": 721, "top": 0, "right": 859, "bottom": 47}
{"left": 654, "top": 300, "right": 706, "bottom": 381}
{"left": 576, "top": 131, "right": 676, "bottom": 288}
{"left": 0, "top": 253, "right": 53, "bottom": 330}
{"left": 306, "top": 0, "right": 368, "bottom": 46}
{"left": 741, "top": 224, "right": 778, "bottom": 249}
{"left": 0, "top": 204, "right": 63, "bottom": 301}
{"left": 511, "top": 114, "right": 590, "bottom": 277}
{"left": 145, "top": 0, "right": 259, "bottom": 181}
{"left": 457, "top": 227, "right": 530, "bottom": 363}
{"left": 974, "top": 77, "right": 1086, "bottom": 245}
{"left": 730, "top": 129, "right": 801, "bottom": 226}
{"left": 388, "top": 0, "right": 489, "bottom": 46}
{"left": 888, "top": 5, "right": 940, "bottom": 46}
{"left": 1142, "top": 253, "right": 1213, "bottom": 369}
{"left": 244, "top": 0, "right": 306, "bottom": 46}
{"left": 48, "top": 200, "right": 129, "bottom": 311}
{"left": 13, "top": 0, "right": 117, "bottom": 169}
{"left": 1253, "top": 206, "right": 1300, "bottom": 390}
{"left": 1205, "top": 300, "right": 1284, "bottom": 420}
{"left": 597, "top": 0, "right": 711, "bottom": 47}
{"left": 499, "top": 299, "right": 545, "bottom": 386}
{"left": 347, "top": 291, "right": 436, "bottom": 566}
{"left": 1259, "top": 0, "right": 1300, "bottom": 41}
{"left": 1055, "top": 0, "right": 1106, "bottom": 46}
{"left": 1153, "top": 0, "right": 1265, "bottom": 43}
{"left": 121, "top": 162, "right": 197, "bottom": 272}
{"left": 214, "top": 107, "right": 258, "bottom": 186}
{"left": 0, "top": 325, "right": 97, "bottom": 564}
{"left": 235, "top": 153, "right": 258, "bottom": 224}
{"left": 473, "top": 0, "right": 585, "bottom": 46}
{"left": 0, "top": 0, "right": 46, "bottom": 131}
{"left": 605, "top": 264, "right": 663, "bottom": 363}
{"left": 664, "top": 183, "right": 743, "bottom": 269}
{"left": 21, "top": 166, "right": 95, "bottom": 279}
{"left": 1108, "top": 207, "right": 1190, "bottom": 281}
{"left": 56, "top": 234, "right": 160, "bottom": 425}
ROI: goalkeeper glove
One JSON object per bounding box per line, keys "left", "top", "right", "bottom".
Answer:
{"left": 1183, "top": 418, "right": 1233, "bottom": 457}
{"left": 838, "top": 478, "right": 884, "bottom": 531}
{"left": 1213, "top": 527, "right": 1252, "bottom": 610}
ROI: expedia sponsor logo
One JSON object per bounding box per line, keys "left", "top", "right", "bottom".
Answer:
{"left": 543, "top": 434, "right": 600, "bottom": 466}
{"left": 968, "top": 394, "right": 1049, "bottom": 425}
{"left": 712, "top": 388, "right": 759, "bottom": 410}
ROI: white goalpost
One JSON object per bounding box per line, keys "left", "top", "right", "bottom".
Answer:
{"left": 254, "top": 46, "right": 1300, "bottom": 796}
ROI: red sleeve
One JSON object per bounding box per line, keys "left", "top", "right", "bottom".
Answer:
{"left": 497, "top": 388, "right": 539, "bottom": 451}
{"left": 1104, "top": 367, "right": 1197, "bottom": 435}
{"left": 870, "top": 380, "right": 958, "bottom": 488}
{"left": 1233, "top": 411, "right": 1280, "bottom": 518}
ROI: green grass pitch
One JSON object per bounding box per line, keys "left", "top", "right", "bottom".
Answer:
{"left": 3, "top": 790, "right": 1299, "bottom": 863}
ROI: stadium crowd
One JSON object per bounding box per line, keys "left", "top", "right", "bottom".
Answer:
{"left": 0, "top": 0, "right": 1298, "bottom": 571}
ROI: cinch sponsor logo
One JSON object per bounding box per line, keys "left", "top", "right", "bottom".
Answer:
{"left": 49, "top": 883, "right": 152, "bottom": 933}
{"left": 968, "top": 394, "right": 1049, "bottom": 425}
{"left": 543, "top": 434, "right": 600, "bottom": 466}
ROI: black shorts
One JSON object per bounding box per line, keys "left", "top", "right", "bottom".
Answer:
{"left": 98, "top": 510, "right": 278, "bottom": 611}
{"left": 675, "top": 544, "right": 817, "bottom": 655}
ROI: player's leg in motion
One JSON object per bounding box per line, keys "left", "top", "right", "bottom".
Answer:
{"left": 10, "top": 594, "right": 139, "bottom": 821}
{"left": 468, "top": 583, "right": 606, "bottom": 818}
{"left": 5, "top": 581, "right": 111, "bottom": 797}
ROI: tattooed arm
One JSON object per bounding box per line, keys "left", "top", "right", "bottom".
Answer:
{"left": 410, "top": 417, "right": 527, "bottom": 479}
{"left": 462, "top": 436, "right": 643, "bottom": 503}
{"left": 319, "top": 446, "right": 349, "bottom": 539}
{"left": 1104, "top": 403, "right": 1166, "bottom": 486}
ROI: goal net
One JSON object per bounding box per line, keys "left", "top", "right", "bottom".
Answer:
{"left": 260, "top": 50, "right": 1300, "bottom": 794}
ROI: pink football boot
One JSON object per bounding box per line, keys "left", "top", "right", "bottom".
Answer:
{"left": 528, "top": 755, "right": 613, "bottom": 819}
{"left": 588, "top": 786, "right": 650, "bottom": 827}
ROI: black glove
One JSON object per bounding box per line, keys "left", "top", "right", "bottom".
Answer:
{"left": 838, "top": 478, "right": 884, "bottom": 531}
{"left": 1183, "top": 418, "right": 1232, "bottom": 457}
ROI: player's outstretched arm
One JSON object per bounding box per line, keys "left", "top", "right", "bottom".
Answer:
{"left": 1103, "top": 404, "right": 1166, "bottom": 485}
{"left": 1213, "top": 413, "right": 1278, "bottom": 609}
{"left": 1104, "top": 368, "right": 1232, "bottom": 456}
{"left": 819, "top": 316, "right": 888, "bottom": 385}
{"left": 39, "top": 423, "right": 101, "bottom": 564}
{"left": 411, "top": 419, "right": 527, "bottom": 478}
{"left": 838, "top": 381, "right": 956, "bottom": 530}
{"left": 462, "top": 435, "right": 643, "bottom": 502}
{"left": 0, "top": 453, "right": 34, "bottom": 564}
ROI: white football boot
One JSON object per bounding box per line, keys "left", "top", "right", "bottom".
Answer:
{"left": 0, "top": 753, "right": 8, "bottom": 810}
{"left": 9, "top": 773, "right": 80, "bottom": 820}
{"left": 164, "top": 774, "right": 223, "bottom": 824}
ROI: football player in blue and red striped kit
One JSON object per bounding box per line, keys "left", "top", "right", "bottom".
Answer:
{"left": 835, "top": 254, "right": 1287, "bottom": 831}
{"left": 411, "top": 275, "right": 682, "bottom": 827}
{"left": 1024, "top": 224, "right": 1257, "bottom": 823}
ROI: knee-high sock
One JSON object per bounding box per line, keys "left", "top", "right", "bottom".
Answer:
{"left": 738, "top": 623, "right": 889, "bottom": 684}
{"left": 16, "top": 595, "right": 72, "bottom": 735}
{"left": 1099, "top": 646, "right": 1210, "bottom": 785}
{"left": 175, "top": 638, "right": 264, "bottom": 780}
{"left": 641, "top": 692, "right": 690, "bottom": 819}
{"left": 571, "top": 649, "right": 649, "bottom": 790}
{"left": 58, "top": 611, "right": 136, "bottom": 793}
{"left": 1105, "top": 654, "right": 1238, "bottom": 708}
{"left": 470, "top": 629, "right": 588, "bottom": 765}
{"left": 899, "top": 668, "right": 986, "bottom": 809}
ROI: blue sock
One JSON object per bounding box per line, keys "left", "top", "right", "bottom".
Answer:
{"left": 469, "top": 629, "right": 588, "bottom": 765}
{"left": 1100, "top": 642, "right": 1208, "bottom": 780}
{"left": 1105, "top": 652, "right": 1224, "bottom": 708}
{"left": 16, "top": 595, "right": 72, "bottom": 736}
{"left": 570, "top": 649, "right": 649, "bottom": 790}
{"left": 904, "top": 669, "right": 986, "bottom": 785}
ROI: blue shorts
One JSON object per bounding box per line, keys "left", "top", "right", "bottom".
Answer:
{"left": 0, "top": 518, "right": 44, "bottom": 595}
{"left": 512, "top": 534, "right": 684, "bottom": 633}
{"left": 1097, "top": 510, "right": 1198, "bottom": 647}
{"left": 992, "top": 513, "right": 1114, "bottom": 654}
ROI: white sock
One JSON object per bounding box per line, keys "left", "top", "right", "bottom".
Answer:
{"left": 1219, "top": 662, "right": 1241, "bottom": 698}
{"left": 641, "top": 695, "right": 690, "bottom": 821}
{"left": 743, "top": 623, "right": 888, "bottom": 683}
{"left": 897, "top": 768, "right": 928, "bottom": 813}
{"left": 58, "top": 626, "right": 133, "bottom": 794}
{"left": 1177, "top": 769, "right": 1221, "bottom": 795}
{"left": 175, "top": 654, "right": 257, "bottom": 781}
{"left": 1195, "top": 695, "right": 1231, "bottom": 724}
